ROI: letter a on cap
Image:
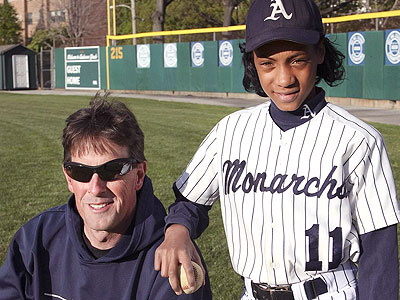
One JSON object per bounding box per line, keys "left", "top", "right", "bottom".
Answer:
{"left": 264, "top": 0, "right": 293, "bottom": 21}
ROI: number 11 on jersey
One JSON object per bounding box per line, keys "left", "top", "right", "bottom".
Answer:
{"left": 305, "top": 224, "right": 343, "bottom": 271}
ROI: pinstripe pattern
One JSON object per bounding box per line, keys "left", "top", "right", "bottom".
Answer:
{"left": 175, "top": 101, "right": 400, "bottom": 297}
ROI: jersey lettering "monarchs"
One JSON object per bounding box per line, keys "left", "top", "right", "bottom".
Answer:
{"left": 223, "top": 160, "right": 348, "bottom": 199}
{"left": 176, "top": 100, "right": 400, "bottom": 288}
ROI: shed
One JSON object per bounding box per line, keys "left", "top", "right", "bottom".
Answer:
{"left": 0, "top": 44, "right": 38, "bottom": 90}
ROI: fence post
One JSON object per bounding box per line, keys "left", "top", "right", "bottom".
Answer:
{"left": 40, "top": 47, "right": 43, "bottom": 89}
{"left": 51, "top": 47, "right": 55, "bottom": 89}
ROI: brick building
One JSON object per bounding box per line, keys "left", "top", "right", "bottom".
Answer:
{"left": 1, "top": 0, "right": 107, "bottom": 47}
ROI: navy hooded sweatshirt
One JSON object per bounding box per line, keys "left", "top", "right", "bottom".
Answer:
{"left": 0, "top": 176, "right": 212, "bottom": 300}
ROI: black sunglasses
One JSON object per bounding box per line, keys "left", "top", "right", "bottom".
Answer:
{"left": 63, "top": 158, "right": 138, "bottom": 183}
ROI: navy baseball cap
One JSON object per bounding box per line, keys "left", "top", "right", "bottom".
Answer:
{"left": 245, "top": 0, "right": 324, "bottom": 52}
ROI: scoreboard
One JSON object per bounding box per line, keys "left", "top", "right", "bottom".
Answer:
{"left": 64, "top": 47, "right": 100, "bottom": 90}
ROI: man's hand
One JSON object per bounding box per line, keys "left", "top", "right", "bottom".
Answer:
{"left": 154, "top": 224, "right": 205, "bottom": 295}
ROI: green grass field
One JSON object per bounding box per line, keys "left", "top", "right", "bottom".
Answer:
{"left": 0, "top": 92, "right": 399, "bottom": 299}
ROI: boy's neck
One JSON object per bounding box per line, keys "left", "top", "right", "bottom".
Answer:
{"left": 269, "top": 87, "right": 326, "bottom": 131}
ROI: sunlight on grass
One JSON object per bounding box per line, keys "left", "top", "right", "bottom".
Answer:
{"left": 0, "top": 92, "right": 399, "bottom": 299}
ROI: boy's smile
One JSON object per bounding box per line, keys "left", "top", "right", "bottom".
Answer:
{"left": 253, "top": 40, "right": 325, "bottom": 111}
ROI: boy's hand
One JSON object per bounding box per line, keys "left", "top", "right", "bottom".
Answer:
{"left": 154, "top": 224, "right": 205, "bottom": 295}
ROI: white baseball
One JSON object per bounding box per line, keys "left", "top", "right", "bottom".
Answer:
{"left": 179, "top": 261, "right": 204, "bottom": 294}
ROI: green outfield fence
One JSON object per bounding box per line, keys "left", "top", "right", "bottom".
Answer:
{"left": 55, "top": 9, "right": 400, "bottom": 101}
{"left": 55, "top": 29, "right": 400, "bottom": 101}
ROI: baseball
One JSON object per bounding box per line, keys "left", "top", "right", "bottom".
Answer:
{"left": 179, "top": 261, "right": 204, "bottom": 294}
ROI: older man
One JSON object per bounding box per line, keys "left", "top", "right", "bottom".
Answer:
{"left": 0, "top": 95, "right": 212, "bottom": 300}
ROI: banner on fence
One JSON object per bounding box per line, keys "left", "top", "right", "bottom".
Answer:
{"left": 385, "top": 29, "right": 400, "bottom": 65}
{"left": 64, "top": 46, "right": 100, "bottom": 89}
{"left": 348, "top": 32, "right": 365, "bottom": 65}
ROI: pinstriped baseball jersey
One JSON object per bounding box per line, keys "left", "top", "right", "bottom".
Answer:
{"left": 175, "top": 100, "right": 400, "bottom": 287}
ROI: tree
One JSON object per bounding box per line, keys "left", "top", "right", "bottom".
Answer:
{"left": 28, "top": 29, "right": 54, "bottom": 52}
{"left": 115, "top": 0, "right": 400, "bottom": 43}
{"left": 44, "top": 0, "right": 105, "bottom": 47}
{"left": 62, "top": 0, "right": 95, "bottom": 46}
{"left": 115, "top": 3, "right": 135, "bottom": 35}
{"left": 152, "top": 0, "right": 175, "bottom": 43}
{"left": 27, "top": 28, "right": 67, "bottom": 52}
{"left": 316, "top": 0, "right": 400, "bottom": 33}
{"left": 314, "top": 0, "right": 360, "bottom": 33}
{"left": 163, "top": 0, "right": 250, "bottom": 41}
{"left": 151, "top": 0, "right": 249, "bottom": 43}
{"left": 365, "top": 0, "right": 400, "bottom": 30}
{"left": 222, "top": 0, "right": 249, "bottom": 26}
{"left": 221, "top": 0, "right": 249, "bottom": 39}
{"left": 317, "top": 0, "right": 359, "bottom": 16}
{"left": 107, "top": 0, "right": 155, "bottom": 44}
{"left": 0, "top": 1, "right": 22, "bottom": 45}
{"left": 114, "top": 0, "right": 250, "bottom": 43}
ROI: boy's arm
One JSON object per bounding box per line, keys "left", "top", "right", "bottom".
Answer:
{"left": 165, "top": 183, "right": 212, "bottom": 239}
{"left": 358, "top": 224, "right": 399, "bottom": 300}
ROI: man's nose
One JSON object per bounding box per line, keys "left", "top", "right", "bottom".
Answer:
{"left": 88, "top": 173, "right": 107, "bottom": 196}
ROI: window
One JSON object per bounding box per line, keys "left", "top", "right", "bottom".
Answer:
{"left": 50, "top": 10, "right": 66, "bottom": 22}
{"left": 26, "top": 13, "right": 33, "bottom": 25}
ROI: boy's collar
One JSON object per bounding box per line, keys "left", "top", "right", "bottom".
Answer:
{"left": 269, "top": 88, "right": 326, "bottom": 131}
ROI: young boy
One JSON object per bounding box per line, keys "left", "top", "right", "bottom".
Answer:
{"left": 155, "top": 0, "right": 400, "bottom": 299}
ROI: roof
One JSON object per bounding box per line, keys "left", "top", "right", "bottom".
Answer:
{"left": 0, "top": 44, "right": 36, "bottom": 55}
{"left": 0, "top": 44, "right": 19, "bottom": 54}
